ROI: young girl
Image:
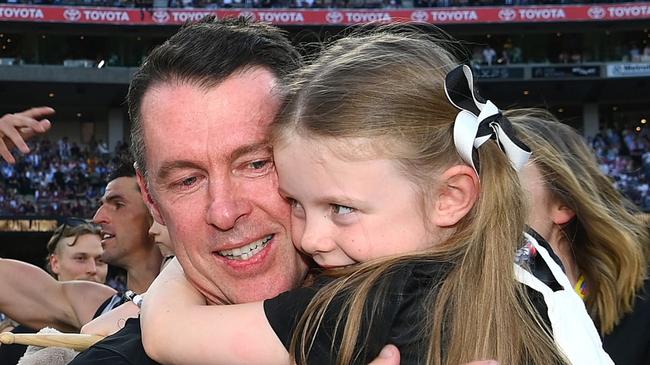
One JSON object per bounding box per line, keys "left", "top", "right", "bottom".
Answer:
{"left": 141, "top": 28, "right": 599, "bottom": 365}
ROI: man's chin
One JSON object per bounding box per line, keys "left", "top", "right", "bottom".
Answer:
{"left": 182, "top": 235, "right": 308, "bottom": 304}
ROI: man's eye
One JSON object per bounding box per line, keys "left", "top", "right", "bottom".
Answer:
{"left": 236, "top": 158, "right": 274, "bottom": 178}
{"left": 332, "top": 204, "right": 355, "bottom": 215}
{"left": 249, "top": 160, "right": 270, "bottom": 170}
{"left": 181, "top": 177, "right": 197, "bottom": 186}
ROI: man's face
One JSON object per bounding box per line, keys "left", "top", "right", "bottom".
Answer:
{"left": 93, "top": 177, "right": 153, "bottom": 268}
{"left": 50, "top": 233, "right": 108, "bottom": 283}
{"left": 139, "top": 68, "right": 308, "bottom": 304}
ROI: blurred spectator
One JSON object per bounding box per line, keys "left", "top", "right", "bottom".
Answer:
{"left": 592, "top": 126, "right": 650, "bottom": 212}
{"left": 629, "top": 43, "right": 641, "bottom": 62}
{"left": 482, "top": 45, "right": 497, "bottom": 65}
{"left": 0, "top": 137, "right": 132, "bottom": 217}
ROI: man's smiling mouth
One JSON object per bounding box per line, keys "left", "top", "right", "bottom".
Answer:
{"left": 216, "top": 235, "right": 273, "bottom": 261}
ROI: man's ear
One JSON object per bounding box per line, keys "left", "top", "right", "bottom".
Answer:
{"left": 430, "top": 165, "right": 479, "bottom": 227}
{"left": 550, "top": 199, "right": 576, "bottom": 226}
{"left": 136, "top": 170, "right": 166, "bottom": 225}
{"left": 49, "top": 255, "right": 60, "bottom": 275}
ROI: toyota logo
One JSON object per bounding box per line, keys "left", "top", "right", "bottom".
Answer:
{"left": 63, "top": 8, "right": 81, "bottom": 22}
{"left": 326, "top": 11, "right": 343, "bottom": 24}
{"left": 587, "top": 6, "right": 605, "bottom": 19}
{"left": 410, "top": 10, "right": 428, "bottom": 22}
{"left": 238, "top": 11, "right": 255, "bottom": 21}
{"left": 152, "top": 10, "right": 170, "bottom": 23}
{"left": 498, "top": 8, "right": 516, "bottom": 21}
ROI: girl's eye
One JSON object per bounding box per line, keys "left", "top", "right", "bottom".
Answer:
{"left": 332, "top": 204, "right": 355, "bottom": 215}
{"left": 288, "top": 198, "right": 302, "bottom": 210}
{"left": 286, "top": 198, "right": 306, "bottom": 218}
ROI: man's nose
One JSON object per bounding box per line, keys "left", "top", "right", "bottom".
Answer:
{"left": 86, "top": 260, "right": 97, "bottom": 275}
{"left": 206, "top": 179, "right": 253, "bottom": 231}
{"left": 92, "top": 205, "right": 107, "bottom": 225}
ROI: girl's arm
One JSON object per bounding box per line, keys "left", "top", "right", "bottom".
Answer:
{"left": 81, "top": 254, "right": 176, "bottom": 337}
{"left": 140, "top": 258, "right": 290, "bottom": 365}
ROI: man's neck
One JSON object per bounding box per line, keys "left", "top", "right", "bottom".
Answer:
{"left": 124, "top": 248, "right": 163, "bottom": 294}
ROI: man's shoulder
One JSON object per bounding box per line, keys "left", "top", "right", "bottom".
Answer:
{"left": 70, "top": 318, "right": 159, "bottom": 365}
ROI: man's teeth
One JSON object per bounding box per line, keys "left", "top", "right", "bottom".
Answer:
{"left": 102, "top": 233, "right": 114, "bottom": 240}
{"left": 218, "top": 235, "right": 272, "bottom": 261}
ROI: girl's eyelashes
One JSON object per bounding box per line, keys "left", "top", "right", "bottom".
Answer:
{"left": 286, "top": 197, "right": 306, "bottom": 218}
{"left": 332, "top": 204, "right": 355, "bottom": 215}
{"left": 281, "top": 195, "right": 356, "bottom": 218}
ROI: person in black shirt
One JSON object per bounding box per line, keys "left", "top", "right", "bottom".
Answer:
{"left": 510, "top": 108, "right": 650, "bottom": 365}
{"left": 70, "top": 16, "right": 405, "bottom": 365}
{"left": 140, "top": 28, "right": 585, "bottom": 365}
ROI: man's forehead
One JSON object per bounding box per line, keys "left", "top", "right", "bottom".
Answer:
{"left": 60, "top": 235, "right": 101, "bottom": 253}
{"left": 103, "top": 177, "right": 139, "bottom": 200}
{"left": 140, "top": 69, "right": 281, "bottom": 169}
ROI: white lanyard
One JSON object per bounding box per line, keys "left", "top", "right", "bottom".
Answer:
{"left": 514, "top": 233, "right": 615, "bottom": 365}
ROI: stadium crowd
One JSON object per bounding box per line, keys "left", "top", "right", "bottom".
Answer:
{"left": 0, "top": 0, "right": 647, "bottom": 8}
{"left": 591, "top": 127, "right": 650, "bottom": 211}
{"left": 0, "top": 19, "right": 648, "bottom": 365}
{"left": 0, "top": 125, "right": 648, "bottom": 217}
{"left": 0, "top": 137, "right": 131, "bottom": 217}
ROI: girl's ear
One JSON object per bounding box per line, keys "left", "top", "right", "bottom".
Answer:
{"left": 136, "top": 170, "right": 166, "bottom": 226}
{"left": 550, "top": 200, "right": 576, "bottom": 226}
{"left": 430, "top": 165, "right": 479, "bottom": 227}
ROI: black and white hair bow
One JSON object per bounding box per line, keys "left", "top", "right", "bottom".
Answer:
{"left": 444, "top": 65, "right": 531, "bottom": 174}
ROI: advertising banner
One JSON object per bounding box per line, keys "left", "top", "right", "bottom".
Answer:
{"left": 473, "top": 66, "right": 525, "bottom": 80}
{"left": 0, "top": 2, "right": 649, "bottom": 26}
{"left": 606, "top": 63, "right": 650, "bottom": 78}
{"left": 532, "top": 65, "right": 601, "bottom": 78}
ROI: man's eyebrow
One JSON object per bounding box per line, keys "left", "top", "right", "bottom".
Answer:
{"left": 104, "top": 193, "right": 125, "bottom": 205}
{"left": 230, "top": 142, "right": 272, "bottom": 161}
{"left": 156, "top": 143, "right": 271, "bottom": 181}
{"left": 157, "top": 160, "right": 204, "bottom": 181}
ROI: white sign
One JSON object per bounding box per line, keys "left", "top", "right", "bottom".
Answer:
{"left": 606, "top": 63, "right": 650, "bottom": 77}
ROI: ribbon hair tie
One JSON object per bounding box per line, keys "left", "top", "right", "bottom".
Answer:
{"left": 444, "top": 65, "right": 531, "bottom": 174}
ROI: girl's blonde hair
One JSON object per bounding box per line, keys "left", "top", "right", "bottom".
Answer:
{"left": 273, "top": 26, "right": 566, "bottom": 365}
{"left": 507, "top": 108, "right": 650, "bottom": 334}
